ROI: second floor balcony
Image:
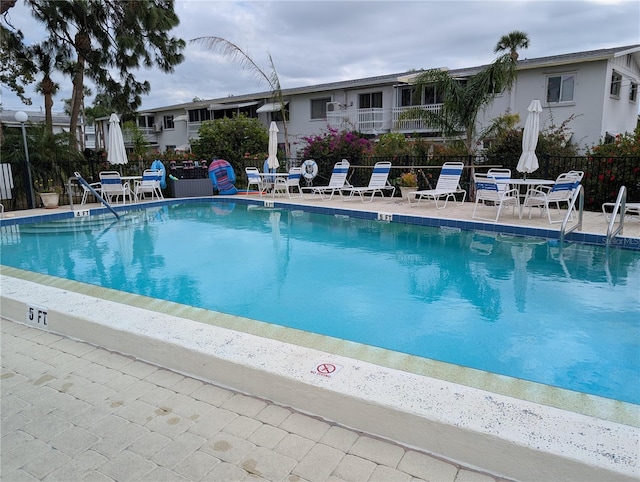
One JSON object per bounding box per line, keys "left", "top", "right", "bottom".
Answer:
{"left": 326, "top": 104, "right": 443, "bottom": 134}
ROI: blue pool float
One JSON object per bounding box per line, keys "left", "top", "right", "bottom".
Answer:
{"left": 150, "top": 159, "right": 167, "bottom": 189}
{"left": 208, "top": 159, "right": 238, "bottom": 195}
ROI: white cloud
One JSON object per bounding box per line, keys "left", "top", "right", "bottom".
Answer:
{"left": 1, "top": 0, "right": 638, "bottom": 112}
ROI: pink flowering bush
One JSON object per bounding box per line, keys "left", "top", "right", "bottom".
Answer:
{"left": 301, "top": 126, "right": 373, "bottom": 160}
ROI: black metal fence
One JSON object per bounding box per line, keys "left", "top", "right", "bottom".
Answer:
{"left": 1, "top": 154, "right": 638, "bottom": 213}
{"left": 287, "top": 155, "right": 640, "bottom": 212}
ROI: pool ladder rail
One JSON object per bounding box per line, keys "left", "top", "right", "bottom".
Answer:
{"left": 605, "top": 185, "right": 627, "bottom": 248}
{"left": 559, "top": 184, "right": 584, "bottom": 245}
{"left": 69, "top": 173, "right": 120, "bottom": 221}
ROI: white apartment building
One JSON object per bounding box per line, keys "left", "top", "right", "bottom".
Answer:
{"left": 98, "top": 44, "right": 640, "bottom": 157}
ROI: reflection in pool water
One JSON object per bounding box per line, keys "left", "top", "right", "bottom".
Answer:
{"left": 2, "top": 202, "right": 639, "bottom": 404}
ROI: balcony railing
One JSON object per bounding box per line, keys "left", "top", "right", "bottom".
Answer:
{"left": 136, "top": 127, "right": 160, "bottom": 145}
{"left": 326, "top": 108, "right": 389, "bottom": 134}
{"left": 392, "top": 104, "right": 442, "bottom": 132}
{"left": 327, "top": 104, "right": 443, "bottom": 134}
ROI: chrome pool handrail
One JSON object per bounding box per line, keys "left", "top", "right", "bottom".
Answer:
{"left": 606, "top": 185, "right": 627, "bottom": 247}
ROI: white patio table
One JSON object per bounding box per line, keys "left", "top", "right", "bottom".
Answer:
{"left": 120, "top": 176, "right": 142, "bottom": 202}
{"left": 258, "top": 172, "right": 290, "bottom": 198}
{"left": 495, "top": 178, "right": 555, "bottom": 218}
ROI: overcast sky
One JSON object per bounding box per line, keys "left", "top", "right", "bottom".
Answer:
{"left": 1, "top": 0, "right": 639, "bottom": 113}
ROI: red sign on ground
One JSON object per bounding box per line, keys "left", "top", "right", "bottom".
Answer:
{"left": 311, "top": 362, "right": 343, "bottom": 379}
{"left": 317, "top": 363, "right": 336, "bottom": 374}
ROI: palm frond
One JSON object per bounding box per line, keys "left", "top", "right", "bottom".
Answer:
{"left": 190, "top": 36, "right": 273, "bottom": 91}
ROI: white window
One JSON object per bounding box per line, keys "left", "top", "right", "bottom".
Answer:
{"left": 163, "top": 115, "right": 175, "bottom": 130}
{"left": 630, "top": 82, "right": 638, "bottom": 103}
{"left": 400, "top": 87, "right": 416, "bottom": 107}
{"left": 546, "top": 74, "right": 575, "bottom": 103}
{"left": 423, "top": 85, "right": 445, "bottom": 104}
{"left": 400, "top": 85, "right": 444, "bottom": 106}
{"left": 359, "top": 92, "right": 382, "bottom": 109}
{"left": 137, "top": 115, "right": 154, "bottom": 129}
{"left": 311, "top": 98, "right": 331, "bottom": 119}
{"left": 610, "top": 72, "right": 622, "bottom": 98}
{"left": 188, "top": 108, "right": 210, "bottom": 123}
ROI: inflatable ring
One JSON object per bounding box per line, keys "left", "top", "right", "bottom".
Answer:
{"left": 301, "top": 159, "right": 318, "bottom": 180}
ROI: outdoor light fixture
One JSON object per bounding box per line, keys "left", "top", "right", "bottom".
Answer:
{"left": 15, "top": 111, "right": 35, "bottom": 209}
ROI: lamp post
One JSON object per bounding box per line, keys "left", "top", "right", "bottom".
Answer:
{"left": 15, "top": 111, "right": 35, "bottom": 209}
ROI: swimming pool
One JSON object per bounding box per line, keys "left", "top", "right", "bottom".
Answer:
{"left": 2, "top": 201, "right": 639, "bottom": 405}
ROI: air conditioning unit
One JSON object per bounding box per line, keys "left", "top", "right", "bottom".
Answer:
{"left": 326, "top": 102, "right": 341, "bottom": 113}
{"left": 153, "top": 123, "right": 163, "bottom": 133}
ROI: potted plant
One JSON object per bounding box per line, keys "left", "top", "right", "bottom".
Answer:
{"left": 397, "top": 171, "right": 418, "bottom": 199}
{"left": 36, "top": 178, "right": 63, "bottom": 208}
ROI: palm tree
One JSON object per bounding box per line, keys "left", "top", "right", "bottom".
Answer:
{"left": 190, "top": 36, "right": 291, "bottom": 159}
{"left": 31, "top": 41, "right": 65, "bottom": 135}
{"left": 494, "top": 30, "right": 530, "bottom": 61}
{"left": 409, "top": 54, "right": 517, "bottom": 156}
{"left": 28, "top": 0, "right": 185, "bottom": 150}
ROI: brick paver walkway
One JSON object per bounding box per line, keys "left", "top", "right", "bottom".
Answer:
{"left": 1, "top": 319, "right": 504, "bottom": 482}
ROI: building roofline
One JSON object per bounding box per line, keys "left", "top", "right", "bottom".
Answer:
{"left": 138, "top": 44, "right": 640, "bottom": 114}
{"left": 0, "top": 110, "right": 73, "bottom": 127}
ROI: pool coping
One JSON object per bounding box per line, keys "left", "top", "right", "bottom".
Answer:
{"left": 1, "top": 198, "right": 639, "bottom": 481}
{"left": 1, "top": 271, "right": 638, "bottom": 482}
{"left": 2, "top": 196, "right": 639, "bottom": 250}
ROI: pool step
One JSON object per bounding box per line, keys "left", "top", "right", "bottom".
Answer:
{"left": 17, "top": 212, "right": 141, "bottom": 234}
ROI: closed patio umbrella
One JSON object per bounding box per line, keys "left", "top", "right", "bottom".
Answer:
{"left": 267, "top": 121, "right": 279, "bottom": 171}
{"left": 107, "top": 113, "right": 128, "bottom": 167}
{"left": 516, "top": 99, "right": 542, "bottom": 177}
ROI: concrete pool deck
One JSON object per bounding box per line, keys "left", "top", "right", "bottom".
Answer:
{"left": 1, "top": 196, "right": 639, "bottom": 481}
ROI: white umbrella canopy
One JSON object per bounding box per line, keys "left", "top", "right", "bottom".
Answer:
{"left": 516, "top": 99, "right": 543, "bottom": 176}
{"left": 267, "top": 121, "right": 279, "bottom": 170}
{"left": 107, "top": 113, "right": 128, "bottom": 166}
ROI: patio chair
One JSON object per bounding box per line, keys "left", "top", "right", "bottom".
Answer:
{"left": 99, "top": 171, "right": 131, "bottom": 204}
{"left": 80, "top": 180, "right": 101, "bottom": 205}
{"left": 565, "top": 170, "right": 584, "bottom": 182}
{"left": 340, "top": 161, "right": 395, "bottom": 202}
{"left": 302, "top": 159, "right": 351, "bottom": 200}
{"left": 487, "top": 168, "right": 512, "bottom": 194}
{"left": 565, "top": 170, "right": 584, "bottom": 216}
{"left": 134, "top": 169, "right": 164, "bottom": 201}
{"left": 245, "top": 167, "right": 268, "bottom": 196}
{"left": 522, "top": 172, "right": 580, "bottom": 223}
{"left": 407, "top": 162, "right": 466, "bottom": 208}
{"left": 472, "top": 173, "right": 520, "bottom": 222}
{"left": 273, "top": 167, "right": 303, "bottom": 199}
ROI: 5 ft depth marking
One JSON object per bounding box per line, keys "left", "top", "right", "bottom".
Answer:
{"left": 26, "top": 305, "right": 48, "bottom": 327}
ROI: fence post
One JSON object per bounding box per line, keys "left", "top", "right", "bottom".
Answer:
{"left": 541, "top": 154, "right": 550, "bottom": 179}
{"left": 468, "top": 154, "right": 475, "bottom": 202}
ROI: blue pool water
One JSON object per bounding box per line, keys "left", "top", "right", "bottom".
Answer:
{"left": 2, "top": 202, "right": 639, "bottom": 404}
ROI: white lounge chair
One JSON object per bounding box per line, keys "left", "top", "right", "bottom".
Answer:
{"left": 99, "top": 171, "right": 131, "bottom": 204}
{"left": 134, "top": 169, "right": 164, "bottom": 201}
{"left": 523, "top": 172, "right": 580, "bottom": 223}
{"left": 341, "top": 161, "right": 395, "bottom": 202}
{"left": 302, "top": 160, "right": 351, "bottom": 200}
{"left": 472, "top": 173, "right": 520, "bottom": 222}
{"left": 602, "top": 201, "right": 640, "bottom": 221}
{"left": 273, "top": 167, "right": 303, "bottom": 198}
{"left": 407, "top": 162, "right": 466, "bottom": 208}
